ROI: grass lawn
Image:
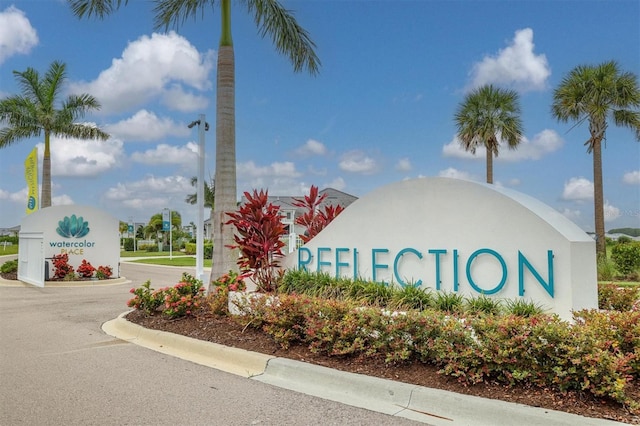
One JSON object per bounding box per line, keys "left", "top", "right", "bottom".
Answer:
{"left": 120, "top": 250, "right": 188, "bottom": 258}
{"left": 127, "top": 256, "right": 212, "bottom": 268}
{"left": 0, "top": 244, "right": 18, "bottom": 256}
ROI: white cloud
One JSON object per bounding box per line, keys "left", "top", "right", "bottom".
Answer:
{"left": 339, "top": 150, "right": 378, "bottom": 174}
{"left": 105, "top": 110, "right": 190, "bottom": 141}
{"left": 40, "top": 135, "right": 125, "bottom": 177}
{"left": 467, "top": 28, "right": 550, "bottom": 92}
{"left": 622, "top": 170, "right": 640, "bottom": 185}
{"left": 69, "top": 32, "right": 214, "bottom": 114}
{"left": 0, "top": 6, "right": 38, "bottom": 64}
{"left": 562, "top": 177, "right": 593, "bottom": 201}
{"left": 161, "top": 84, "right": 209, "bottom": 112}
{"left": 237, "top": 161, "right": 302, "bottom": 179}
{"left": 438, "top": 167, "right": 475, "bottom": 181}
{"left": 103, "top": 175, "right": 193, "bottom": 210}
{"left": 396, "top": 158, "right": 412, "bottom": 172}
{"left": 130, "top": 142, "right": 198, "bottom": 167}
{"left": 295, "top": 139, "right": 327, "bottom": 157}
{"left": 508, "top": 178, "right": 521, "bottom": 186}
{"left": 324, "top": 177, "right": 346, "bottom": 191}
{"left": 604, "top": 201, "right": 621, "bottom": 222}
{"left": 52, "top": 194, "right": 74, "bottom": 206}
{"left": 560, "top": 208, "right": 582, "bottom": 221}
{"left": 442, "top": 129, "right": 563, "bottom": 162}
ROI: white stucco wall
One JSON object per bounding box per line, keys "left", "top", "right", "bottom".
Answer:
{"left": 283, "top": 178, "right": 597, "bottom": 320}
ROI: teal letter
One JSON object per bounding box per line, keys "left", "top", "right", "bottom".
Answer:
{"left": 353, "top": 248, "right": 359, "bottom": 280}
{"left": 298, "top": 247, "right": 312, "bottom": 271}
{"left": 428, "top": 249, "right": 447, "bottom": 290}
{"left": 317, "top": 247, "right": 332, "bottom": 271}
{"left": 465, "top": 248, "right": 507, "bottom": 295}
{"left": 393, "top": 248, "right": 423, "bottom": 287}
{"left": 518, "top": 250, "right": 554, "bottom": 297}
{"left": 453, "top": 249, "right": 459, "bottom": 291}
{"left": 335, "top": 248, "right": 350, "bottom": 278}
{"left": 372, "top": 249, "right": 389, "bottom": 283}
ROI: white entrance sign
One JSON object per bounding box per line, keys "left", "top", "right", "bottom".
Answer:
{"left": 19, "top": 205, "right": 120, "bottom": 284}
{"left": 284, "top": 178, "right": 597, "bottom": 320}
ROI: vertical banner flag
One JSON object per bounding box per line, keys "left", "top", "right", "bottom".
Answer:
{"left": 162, "top": 209, "right": 170, "bottom": 231}
{"left": 24, "top": 147, "right": 38, "bottom": 214}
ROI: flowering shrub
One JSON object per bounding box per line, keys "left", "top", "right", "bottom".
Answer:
{"left": 238, "top": 292, "right": 640, "bottom": 411}
{"left": 51, "top": 253, "right": 74, "bottom": 279}
{"left": 207, "top": 271, "right": 248, "bottom": 315}
{"left": 76, "top": 259, "right": 96, "bottom": 278}
{"left": 95, "top": 265, "right": 113, "bottom": 280}
{"left": 127, "top": 273, "right": 204, "bottom": 318}
{"left": 127, "top": 281, "right": 164, "bottom": 315}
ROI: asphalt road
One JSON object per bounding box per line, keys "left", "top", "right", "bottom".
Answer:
{"left": 0, "top": 260, "right": 420, "bottom": 426}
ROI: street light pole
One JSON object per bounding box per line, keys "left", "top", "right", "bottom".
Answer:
{"left": 189, "top": 115, "right": 208, "bottom": 285}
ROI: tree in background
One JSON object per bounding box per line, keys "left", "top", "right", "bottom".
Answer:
{"left": 185, "top": 176, "right": 215, "bottom": 209}
{"left": 144, "top": 211, "right": 182, "bottom": 245}
{"left": 69, "top": 0, "right": 320, "bottom": 291}
{"left": 552, "top": 61, "right": 640, "bottom": 258}
{"left": 454, "top": 84, "right": 524, "bottom": 184}
{"left": 0, "top": 61, "right": 109, "bottom": 207}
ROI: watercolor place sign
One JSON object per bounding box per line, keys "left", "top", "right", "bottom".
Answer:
{"left": 19, "top": 205, "right": 120, "bottom": 285}
{"left": 284, "top": 178, "right": 598, "bottom": 321}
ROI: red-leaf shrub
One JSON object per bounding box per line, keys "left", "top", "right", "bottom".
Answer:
{"left": 293, "top": 185, "right": 345, "bottom": 243}
{"left": 225, "top": 189, "right": 286, "bottom": 292}
{"left": 51, "top": 253, "right": 74, "bottom": 279}
{"left": 76, "top": 259, "right": 96, "bottom": 278}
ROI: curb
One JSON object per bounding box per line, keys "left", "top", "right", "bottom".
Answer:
{"left": 102, "top": 312, "right": 274, "bottom": 378}
{"left": 103, "top": 312, "right": 626, "bottom": 426}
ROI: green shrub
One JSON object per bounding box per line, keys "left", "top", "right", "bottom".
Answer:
{"left": 611, "top": 241, "right": 640, "bottom": 276}
{"left": 127, "top": 274, "right": 204, "bottom": 318}
{"left": 465, "top": 294, "right": 503, "bottom": 315}
{"left": 184, "top": 243, "right": 196, "bottom": 255}
{"left": 597, "top": 256, "right": 617, "bottom": 281}
{"left": 433, "top": 291, "right": 465, "bottom": 313}
{"left": 598, "top": 283, "right": 640, "bottom": 311}
{"left": 1, "top": 259, "right": 18, "bottom": 274}
{"left": 204, "top": 244, "right": 212, "bottom": 259}
{"left": 122, "top": 238, "right": 134, "bottom": 251}
{"left": 504, "top": 299, "right": 545, "bottom": 317}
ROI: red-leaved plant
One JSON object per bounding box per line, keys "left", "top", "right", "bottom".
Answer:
{"left": 51, "top": 253, "right": 74, "bottom": 279}
{"left": 293, "top": 185, "right": 345, "bottom": 243}
{"left": 76, "top": 259, "right": 96, "bottom": 278}
{"left": 225, "top": 189, "right": 286, "bottom": 293}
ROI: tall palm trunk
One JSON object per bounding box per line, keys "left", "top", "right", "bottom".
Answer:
{"left": 210, "top": 0, "right": 238, "bottom": 287}
{"left": 592, "top": 137, "right": 606, "bottom": 258}
{"left": 41, "top": 131, "right": 52, "bottom": 207}
{"left": 485, "top": 150, "right": 493, "bottom": 184}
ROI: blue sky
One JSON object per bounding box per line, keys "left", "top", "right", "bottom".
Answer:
{"left": 1, "top": 0, "right": 639, "bottom": 232}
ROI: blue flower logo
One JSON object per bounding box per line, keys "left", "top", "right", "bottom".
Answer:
{"left": 56, "top": 215, "right": 90, "bottom": 238}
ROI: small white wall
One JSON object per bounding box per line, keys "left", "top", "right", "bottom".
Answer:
{"left": 283, "top": 178, "right": 597, "bottom": 321}
{"left": 20, "top": 205, "right": 120, "bottom": 280}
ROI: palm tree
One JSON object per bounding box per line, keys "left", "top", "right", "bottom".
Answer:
{"left": 145, "top": 211, "right": 182, "bottom": 245}
{"left": 454, "top": 85, "right": 524, "bottom": 184}
{"left": 185, "top": 176, "right": 215, "bottom": 209}
{"left": 552, "top": 61, "right": 640, "bottom": 258}
{"left": 70, "top": 0, "right": 319, "bottom": 288}
{"left": 0, "top": 61, "right": 109, "bottom": 207}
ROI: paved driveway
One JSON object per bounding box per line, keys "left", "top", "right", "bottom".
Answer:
{"left": 0, "top": 261, "right": 419, "bottom": 426}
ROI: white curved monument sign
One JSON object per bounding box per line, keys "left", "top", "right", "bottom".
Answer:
{"left": 18, "top": 205, "right": 120, "bottom": 286}
{"left": 285, "top": 178, "right": 597, "bottom": 320}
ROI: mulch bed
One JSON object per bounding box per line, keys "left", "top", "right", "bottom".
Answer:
{"left": 126, "top": 309, "right": 639, "bottom": 424}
